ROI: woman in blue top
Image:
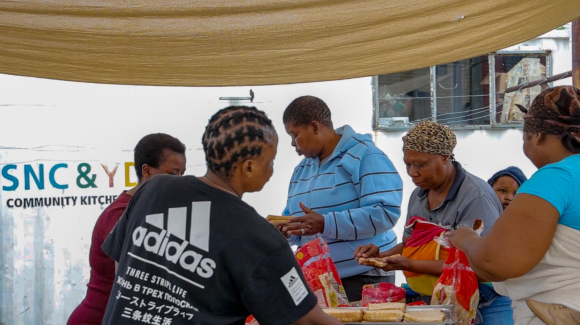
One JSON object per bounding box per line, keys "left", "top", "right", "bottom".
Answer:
{"left": 448, "top": 86, "right": 580, "bottom": 325}
{"left": 278, "top": 95, "right": 403, "bottom": 302}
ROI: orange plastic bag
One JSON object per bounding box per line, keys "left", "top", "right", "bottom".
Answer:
{"left": 295, "top": 238, "right": 349, "bottom": 307}
{"left": 431, "top": 247, "right": 479, "bottom": 325}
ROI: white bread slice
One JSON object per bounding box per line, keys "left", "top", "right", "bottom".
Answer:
{"left": 322, "top": 308, "right": 363, "bottom": 322}
{"left": 363, "top": 309, "right": 404, "bottom": 322}
{"left": 404, "top": 309, "right": 446, "bottom": 322}
{"left": 367, "top": 302, "right": 406, "bottom": 312}
{"left": 265, "top": 215, "right": 293, "bottom": 225}
{"left": 358, "top": 257, "right": 387, "bottom": 267}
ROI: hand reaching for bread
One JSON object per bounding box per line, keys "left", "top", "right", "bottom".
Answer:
{"left": 358, "top": 257, "right": 388, "bottom": 267}
{"left": 281, "top": 202, "right": 325, "bottom": 237}
{"left": 358, "top": 254, "right": 409, "bottom": 271}
{"left": 353, "top": 244, "right": 380, "bottom": 259}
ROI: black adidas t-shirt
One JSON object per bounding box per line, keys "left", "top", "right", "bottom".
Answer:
{"left": 101, "top": 175, "right": 317, "bottom": 325}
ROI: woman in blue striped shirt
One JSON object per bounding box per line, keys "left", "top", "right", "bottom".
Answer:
{"left": 278, "top": 95, "right": 403, "bottom": 302}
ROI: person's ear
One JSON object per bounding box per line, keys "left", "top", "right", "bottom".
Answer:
{"left": 142, "top": 164, "right": 154, "bottom": 180}
{"left": 311, "top": 121, "right": 320, "bottom": 135}
{"left": 537, "top": 133, "right": 547, "bottom": 144}
{"left": 528, "top": 132, "right": 543, "bottom": 145}
{"left": 241, "top": 159, "right": 254, "bottom": 178}
{"left": 442, "top": 155, "right": 451, "bottom": 164}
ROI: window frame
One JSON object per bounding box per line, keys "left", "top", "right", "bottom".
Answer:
{"left": 372, "top": 50, "right": 553, "bottom": 131}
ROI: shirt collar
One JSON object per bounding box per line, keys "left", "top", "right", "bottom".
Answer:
{"left": 417, "top": 162, "right": 466, "bottom": 204}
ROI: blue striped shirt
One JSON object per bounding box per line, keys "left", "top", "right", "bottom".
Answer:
{"left": 283, "top": 125, "right": 403, "bottom": 278}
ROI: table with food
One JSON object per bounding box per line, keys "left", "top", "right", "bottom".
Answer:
{"left": 257, "top": 216, "right": 481, "bottom": 325}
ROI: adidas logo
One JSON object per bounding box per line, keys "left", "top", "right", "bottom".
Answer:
{"left": 132, "top": 202, "right": 216, "bottom": 279}
{"left": 288, "top": 275, "right": 298, "bottom": 287}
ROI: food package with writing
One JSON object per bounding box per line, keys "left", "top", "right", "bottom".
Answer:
{"left": 431, "top": 247, "right": 479, "bottom": 325}
{"left": 294, "top": 238, "right": 349, "bottom": 307}
{"left": 361, "top": 282, "right": 406, "bottom": 306}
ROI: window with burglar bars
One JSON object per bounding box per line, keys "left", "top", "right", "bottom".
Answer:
{"left": 373, "top": 51, "right": 553, "bottom": 130}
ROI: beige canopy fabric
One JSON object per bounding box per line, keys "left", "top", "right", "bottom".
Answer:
{"left": 0, "top": 0, "right": 579, "bottom": 87}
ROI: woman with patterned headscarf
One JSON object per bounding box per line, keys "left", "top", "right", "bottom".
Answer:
{"left": 355, "top": 120, "right": 512, "bottom": 325}
{"left": 448, "top": 86, "right": 580, "bottom": 325}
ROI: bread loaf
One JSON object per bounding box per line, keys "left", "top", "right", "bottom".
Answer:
{"left": 367, "top": 302, "right": 406, "bottom": 311}
{"left": 403, "top": 309, "right": 446, "bottom": 322}
{"left": 363, "top": 309, "right": 404, "bottom": 322}
{"left": 265, "top": 215, "right": 293, "bottom": 225}
{"left": 322, "top": 308, "right": 363, "bottom": 322}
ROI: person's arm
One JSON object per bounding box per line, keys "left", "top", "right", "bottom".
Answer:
{"left": 102, "top": 209, "right": 130, "bottom": 265}
{"left": 404, "top": 259, "right": 444, "bottom": 277}
{"left": 371, "top": 253, "right": 443, "bottom": 276}
{"left": 294, "top": 305, "right": 344, "bottom": 325}
{"left": 238, "top": 244, "right": 329, "bottom": 325}
{"left": 448, "top": 193, "right": 560, "bottom": 281}
{"left": 379, "top": 236, "right": 408, "bottom": 257}
{"left": 354, "top": 236, "right": 408, "bottom": 260}
{"left": 355, "top": 234, "right": 443, "bottom": 275}
{"left": 321, "top": 153, "right": 403, "bottom": 240}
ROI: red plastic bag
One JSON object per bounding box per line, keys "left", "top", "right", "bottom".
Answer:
{"left": 407, "top": 301, "right": 427, "bottom": 306}
{"left": 245, "top": 316, "right": 259, "bottom": 325}
{"left": 295, "top": 238, "right": 349, "bottom": 307}
{"left": 431, "top": 247, "right": 479, "bottom": 325}
{"left": 361, "top": 283, "right": 406, "bottom": 306}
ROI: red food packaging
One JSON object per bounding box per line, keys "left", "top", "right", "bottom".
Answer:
{"left": 431, "top": 247, "right": 479, "bottom": 325}
{"left": 361, "top": 283, "right": 406, "bottom": 306}
{"left": 245, "top": 316, "right": 259, "bottom": 325}
{"left": 407, "top": 301, "right": 427, "bottom": 306}
{"left": 295, "top": 238, "right": 350, "bottom": 307}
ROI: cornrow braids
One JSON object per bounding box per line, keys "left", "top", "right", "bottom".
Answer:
{"left": 283, "top": 95, "right": 333, "bottom": 127}
{"left": 202, "top": 106, "right": 275, "bottom": 180}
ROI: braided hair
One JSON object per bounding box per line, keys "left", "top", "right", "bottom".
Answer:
{"left": 283, "top": 95, "right": 333, "bottom": 127}
{"left": 202, "top": 106, "right": 276, "bottom": 180}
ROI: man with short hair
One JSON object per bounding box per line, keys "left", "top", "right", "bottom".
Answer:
{"left": 280, "top": 95, "right": 403, "bottom": 302}
{"left": 67, "top": 133, "right": 187, "bottom": 325}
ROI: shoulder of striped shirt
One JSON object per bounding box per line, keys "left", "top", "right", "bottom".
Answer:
{"left": 346, "top": 145, "right": 389, "bottom": 162}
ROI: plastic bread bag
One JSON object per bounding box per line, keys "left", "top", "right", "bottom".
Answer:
{"left": 431, "top": 219, "right": 483, "bottom": 325}
{"left": 431, "top": 246, "right": 479, "bottom": 325}
{"left": 361, "top": 282, "right": 406, "bottom": 306}
{"left": 295, "top": 238, "right": 350, "bottom": 307}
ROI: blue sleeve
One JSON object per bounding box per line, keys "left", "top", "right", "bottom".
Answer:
{"left": 322, "top": 152, "right": 403, "bottom": 240}
{"left": 282, "top": 182, "right": 292, "bottom": 217}
{"left": 518, "top": 164, "right": 572, "bottom": 217}
{"left": 282, "top": 169, "right": 301, "bottom": 245}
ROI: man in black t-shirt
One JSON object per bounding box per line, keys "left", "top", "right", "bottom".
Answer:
{"left": 101, "top": 106, "right": 341, "bottom": 325}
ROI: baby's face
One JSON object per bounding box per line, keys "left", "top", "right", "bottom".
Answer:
{"left": 492, "top": 176, "right": 519, "bottom": 210}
